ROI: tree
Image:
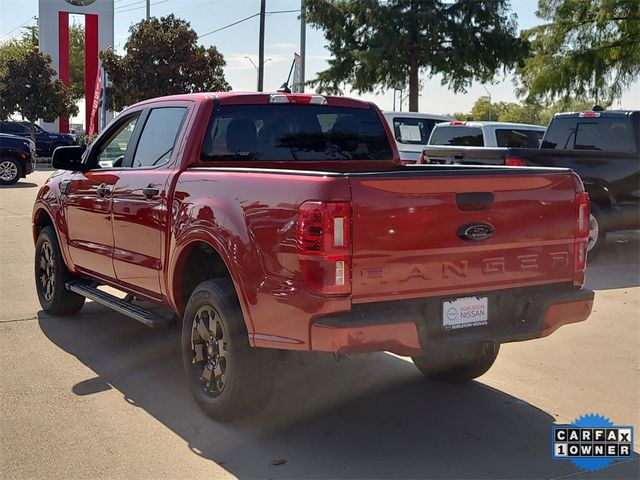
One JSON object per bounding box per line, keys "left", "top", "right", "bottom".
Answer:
{"left": 306, "top": 0, "right": 527, "bottom": 112}
{"left": 18, "top": 24, "right": 86, "bottom": 102}
{"left": 518, "top": 0, "right": 640, "bottom": 104}
{"left": 469, "top": 96, "right": 508, "bottom": 122}
{"left": 100, "top": 15, "right": 230, "bottom": 111}
{"left": 448, "top": 96, "right": 604, "bottom": 126}
{"left": 0, "top": 47, "right": 78, "bottom": 142}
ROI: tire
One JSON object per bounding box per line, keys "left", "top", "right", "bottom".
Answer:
{"left": 181, "top": 279, "right": 275, "bottom": 421}
{"left": 411, "top": 342, "right": 499, "bottom": 382}
{"left": 587, "top": 204, "right": 606, "bottom": 259}
{"left": 35, "top": 226, "right": 85, "bottom": 315}
{"left": 0, "top": 158, "right": 22, "bottom": 185}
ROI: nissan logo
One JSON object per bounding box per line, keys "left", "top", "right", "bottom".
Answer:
{"left": 458, "top": 223, "right": 494, "bottom": 241}
{"left": 64, "top": 0, "right": 97, "bottom": 6}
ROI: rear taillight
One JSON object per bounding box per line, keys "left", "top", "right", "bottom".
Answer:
{"left": 574, "top": 192, "right": 590, "bottom": 277}
{"left": 298, "top": 201, "right": 351, "bottom": 295}
{"left": 505, "top": 156, "right": 526, "bottom": 166}
{"left": 417, "top": 152, "right": 426, "bottom": 164}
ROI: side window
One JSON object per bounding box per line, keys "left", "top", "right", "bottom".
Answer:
{"left": 392, "top": 118, "right": 437, "bottom": 144}
{"left": 95, "top": 114, "right": 140, "bottom": 168}
{"left": 130, "top": 107, "right": 187, "bottom": 168}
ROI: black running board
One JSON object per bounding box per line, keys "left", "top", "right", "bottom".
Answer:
{"left": 67, "top": 282, "right": 174, "bottom": 328}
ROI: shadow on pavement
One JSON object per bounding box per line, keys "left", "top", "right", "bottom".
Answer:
{"left": 586, "top": 230, "right": 640, "bottom": 290}
{"left": 0, "top": 181, "right": 38, "bottom": 188}
{"left": 37, "top": 308, "right": 638, "bottom": 479}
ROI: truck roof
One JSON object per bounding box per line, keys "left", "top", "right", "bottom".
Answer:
{"left": 554, "top": 110, "right": 639, "bottom": 119}
{"left": 129, "top": 91, "right": 374, "bottom": 110}
{"left": 382, "top": 111, "right": 452, "bottom": 121}
{"left": 435, "top": 121, "right": 546, "bottom": 129}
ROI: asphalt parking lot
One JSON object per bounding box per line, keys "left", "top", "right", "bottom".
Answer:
{"left": 1, "top": 170, "right": 638, "bottom": 480}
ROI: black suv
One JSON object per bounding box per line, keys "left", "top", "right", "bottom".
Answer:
{"left": 0, "top": 121, "right": 76, "bottom": 157}
{"left": 0, "top": 133, "right": 36, "bottom": 185}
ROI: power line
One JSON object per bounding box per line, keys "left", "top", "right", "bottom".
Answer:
{"left": 1, "top": 15, "right": 36, "bottom": 38}
{"left": 198, "top": 9, "right": 300, "bottom": 39}
{"left": 199, "top": 12, "right": 260, "bottom": 38}
{"left": 115, "top": 0, "right": 146, "bottom": 11}
{"left": 117, "top": 0, "right": 168, "bottom": 14}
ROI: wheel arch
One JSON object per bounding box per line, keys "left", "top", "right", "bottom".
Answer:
{"left": 169, "top": 236, "right": 255, "bottom": 335}
{"left": 583, "top": 181, "right": 614, "bottom": 210}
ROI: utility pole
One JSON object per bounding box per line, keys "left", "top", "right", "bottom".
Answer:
{"left": 146, "top": 0, "right": 150, "bottom": 19}
{"left": 258, "top": 0, "right": 266, "bottom": 92}
{"left": 299, "top": 0, "right": 306, "bottom": 92}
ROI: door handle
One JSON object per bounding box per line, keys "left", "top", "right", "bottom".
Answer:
{"left": 96, "top": 184, "right": 111, "bottom": 197}
{"left": 142, "top": 185, "right": 160, "bottom": 199}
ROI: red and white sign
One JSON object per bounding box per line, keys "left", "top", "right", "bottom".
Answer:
{"left": 87, "top": 67, "right": 102, "bottom": 135}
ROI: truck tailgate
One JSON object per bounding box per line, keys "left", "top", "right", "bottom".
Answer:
{"left": 349, "top": 168, "right": 577, "bottom": 303}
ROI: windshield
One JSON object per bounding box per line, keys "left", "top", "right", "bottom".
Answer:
{"left": 201, "top": 104, "right": 393, "bottom": 161}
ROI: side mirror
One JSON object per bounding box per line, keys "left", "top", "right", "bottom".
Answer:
{"left": 52, "top": 146, "right": 86, "bottom": 171}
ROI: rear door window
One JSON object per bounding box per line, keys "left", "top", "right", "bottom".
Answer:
{"left": 428, "top": 126, "right": 484, "bottom": 146}
{"left": 201, "top": 104, "right": 393, "bottom": 161}
{"left": 495, "top": 128, "right": 544, "bottom": 148}
{"left": 392, "top": 117, "right": 438, "bottom": 145}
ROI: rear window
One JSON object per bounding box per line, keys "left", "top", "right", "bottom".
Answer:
{"left": 428, "top": 126, "right": 484, "bottom": 146}
{"left": 542, "top": 117, "right": 638, "bottom": 152}
{"left": 201, "top": 104, "right": 393, "bottom": 161}
{"left": 495, "top": 128, "right": 543, "bottom": 148}
{"left": 392, "top": 117, "right": 438, "bottom": 145}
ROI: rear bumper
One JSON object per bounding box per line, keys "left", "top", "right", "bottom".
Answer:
{"left": 23, "top": 155, "right": 35, "bottom": 176}
{"left": 310, "top": 286, "right": 594, "bottom": 356}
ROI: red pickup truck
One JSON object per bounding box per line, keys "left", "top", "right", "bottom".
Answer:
{"left": 33, "top": 92, "right": 594, "bottom": 420}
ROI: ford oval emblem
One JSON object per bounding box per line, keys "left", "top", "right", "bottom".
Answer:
{"left": 458, "top": 223, "right": 494, "bottom": 241}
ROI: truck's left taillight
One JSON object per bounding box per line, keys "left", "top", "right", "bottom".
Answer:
{"left": 297, "top": 201, "right": 351, "bottom": 295}
{"left": 575, "top": 192, "right": 590, "bottom": 273}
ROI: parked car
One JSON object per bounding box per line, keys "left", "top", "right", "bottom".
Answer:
{"left": 428, "top": 121, "right": 546, "bottom": 148}
{"left": 421, "top": 109, "right": 640, "bottom": 256}
{"left": 382, "top": 111, "right": 452, "bottom": 163}
{"left": 34, "top": 92, "right": 593, "bottom": 420}
{"left": 0, "top": 121, "right": 76, "bottom": 157}
{"left": 0, "top": 133, "right": 36, "bottom": 185}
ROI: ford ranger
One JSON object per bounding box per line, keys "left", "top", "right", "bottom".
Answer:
{"left": 33, "top": 92, "right": 594, "bottom": 420}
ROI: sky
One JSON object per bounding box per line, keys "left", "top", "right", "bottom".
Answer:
{"left": 1, "top": 0, "right": 639, "bottom": 123}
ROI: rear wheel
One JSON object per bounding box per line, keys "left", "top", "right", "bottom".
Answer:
{"left": 35, "top": 226, "right": 85, "bottom": 315}
{"left": 587, "top": 204, "right": 606, "bottom": 259}
{"left": 0, "top": 158, "right": 21, "bottom": 185}
{"left": 411, "top": 342, "right": 499, "bottom": 382}
{"left": 181, "top": 279, "right": 275, "bottom": 421}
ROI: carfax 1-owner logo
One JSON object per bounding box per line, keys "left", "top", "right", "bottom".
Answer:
{"left": 552, "top": 414, "right": 634, "bottom": 471}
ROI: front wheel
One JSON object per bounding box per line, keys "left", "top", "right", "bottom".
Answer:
{"left": 0, "top": 158, "right": 21, "bottom": 185}
{"left": 35, "top": 226, "right": 85, "bottom": 315}
{"left": 181, "top": 279, "right": 275, "bottom": 421}
{"left": 411, "top": 342, "right": 499, "bottom": 382}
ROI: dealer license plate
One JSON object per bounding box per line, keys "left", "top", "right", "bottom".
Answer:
{"left": 442, "top": 296, "right": 488, "bottom": 330}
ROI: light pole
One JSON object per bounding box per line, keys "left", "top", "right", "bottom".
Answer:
{"left": 245, "top": 56, "right": 272, "bottom": 90}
